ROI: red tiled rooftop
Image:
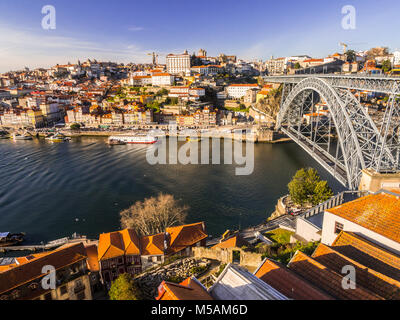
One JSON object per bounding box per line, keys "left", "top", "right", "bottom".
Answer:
{"left": 288, "top": 251, "right": 382, "bottom": 300}
{"left": 254, "top": 258, "right": 333, "bottom": 300}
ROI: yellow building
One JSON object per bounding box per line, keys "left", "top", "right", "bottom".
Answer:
{"left": 27, "top": 109, "right": 45, "bottom": 128}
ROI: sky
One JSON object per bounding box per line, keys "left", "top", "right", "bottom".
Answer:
{"left": 0, "top": 0, "right": 400, "bottom": 72}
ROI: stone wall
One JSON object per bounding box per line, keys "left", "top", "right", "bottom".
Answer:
{"left": 134, "top": 257, "right": 211, "bottom": 300}
{"left": 192, "top": 247, "right": 263, "bottom": 269}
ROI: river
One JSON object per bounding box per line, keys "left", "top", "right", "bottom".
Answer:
{"left": 0, "top": 137, "right": 345, "bottom": 243}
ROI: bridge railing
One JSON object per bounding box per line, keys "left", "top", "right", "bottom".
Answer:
{"left": 300, "top": 190, "right": 369, "bottom": 219}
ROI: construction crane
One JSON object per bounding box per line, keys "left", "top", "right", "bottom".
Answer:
{"left": 339, "top": 42, "right": 348, "bottom": 54}
{"left": 147, "top": 52, "right": 159, "bottom": 66}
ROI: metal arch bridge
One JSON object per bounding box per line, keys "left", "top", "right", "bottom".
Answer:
{"left": 264, "top": 74, "right": 400, "bottom": 190}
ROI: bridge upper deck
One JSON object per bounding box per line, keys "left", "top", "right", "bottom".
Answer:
{"left": 264, "top": 74, "right": 400, "bottom": 95}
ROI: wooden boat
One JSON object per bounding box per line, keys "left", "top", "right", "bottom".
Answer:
{"left": 0, "top": 232, "right": 25, "bottom": 247}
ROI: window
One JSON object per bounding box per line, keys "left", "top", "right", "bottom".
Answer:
{"left": 60, "top": 285, "right": 67, "bottom": 295}
{"left": 334, "top": 222, "right": 344, "bottom": 234}
{"left": 44, "top": 292, "right": 52, "bottom": 300}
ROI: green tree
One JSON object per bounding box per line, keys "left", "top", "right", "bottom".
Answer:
{"left": 345, "top": 50, "right": 357, "bottom": 63}
{"left": 108, "top": 273, "right": 141, "bottom": 300}
{"left": 294, "top": 62, "right": 301, "bottom": 69}
{"left": 70, "top": 123, "right": 81, "bottom": 130}
{"left": 288, "top": 168, "right": 333, "bottom": 206}
{"left": 382, "top": 59, "right": 392, "bottom": 73}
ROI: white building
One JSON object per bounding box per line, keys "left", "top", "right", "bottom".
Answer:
{"left": 393, "top": 50, "right": 400, "bottom": 66}
{"left": 321, "top": 190, "right": 400, "bottom": 255}
{"left": 226, "top": 84, "right": 259, "bottom": 99}
{"left": 208, "top": 264, "right": 288, "bottom": 300}
{"left": 151, "top": 73, "right": 174, "bottom": 86}
{"left": 166, "top": 51, "right": 191, "bottom": 75}
{"left": 265, "top": 57, "right": 286, "bottom": 75}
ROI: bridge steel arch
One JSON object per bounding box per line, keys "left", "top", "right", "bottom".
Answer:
{"left": 276, "top": 77, "right": 395, "bottom": 190}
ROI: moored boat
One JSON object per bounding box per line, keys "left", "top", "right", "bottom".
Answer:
{"left": 45, "top": 133, "right": 69, "bottom": 142}
{"left": 108, "top": 134, "right": 158, "bottom": 144}
{"left": 0, "top": 232, "right": 25, "bottom": 247}
{"left": 13, "top": 133, "right": 33, "bottom": 140}
{"left": 107, "top": 138, "right": 127, "bottom": 145}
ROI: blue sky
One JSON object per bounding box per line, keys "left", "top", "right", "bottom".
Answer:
{"left": 0, "top": 0, "right": 400, "bottom": 72}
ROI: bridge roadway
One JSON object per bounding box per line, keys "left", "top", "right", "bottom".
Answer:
{"left": 264, "top": 74, "right": 400, "bottom": 95}
{"left": 281, "top": 127, "right": 348, "bottom": 186}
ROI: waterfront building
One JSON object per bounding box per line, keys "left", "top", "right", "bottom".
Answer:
{"left": 166, "top": 51, "right": 191, "bottom": 75}
{"left": 0, "top": 243, "right": 92, "bottom": 300}
{"left": 98, "top": 229, "right": 142, "bottom": 284}
{"left": 97, "top": 223, "right": 208, "bottom": 284}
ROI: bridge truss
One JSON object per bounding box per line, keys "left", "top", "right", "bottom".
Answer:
{"left": 269, "top": 76, "right": 400, "bottom": 190}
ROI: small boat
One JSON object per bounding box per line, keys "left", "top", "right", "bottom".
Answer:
{"left": 13, "top": 133, "right": 33, "bottom": 141}
{"left": 0, "top": 232, "right": 25, "bottom": 247}
{"left": 46, "top": 133, "right": 69, "bottom": 142}
{"left": 108, "top": 134, "right": 158, "bottom": 144}
{"left": 107, "top": 138, "right": 127, "bottom": 146}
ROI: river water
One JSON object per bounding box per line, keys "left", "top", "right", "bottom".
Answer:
{"left": 0, "top": 137, "right": 344, "bottom": 243}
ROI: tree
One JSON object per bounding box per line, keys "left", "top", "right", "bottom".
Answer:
{"left": 288, "top": 168, "right": 333, "bottom": 206}
{"left": 345, "top": 50, "right": 356, "bottom": 63}
{"left": 108, "top": 273, "right": 141, "bottom": 300}
{"left": 70, "top": 123, "right": 81, "bottom": 130}
{"left": 120, "top": 193, "right": 188, "bottom": 235}
{"left": 382, "top": 59, "right": 392, "bottom": 73}
{"left": 294, "top": 62, "right": 301, "bottom": 69}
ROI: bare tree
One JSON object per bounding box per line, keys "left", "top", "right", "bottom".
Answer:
{"left": 120, "top": 193, "right": 188, "bottom": 235}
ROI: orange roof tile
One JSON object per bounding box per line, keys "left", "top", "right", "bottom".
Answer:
{"left": 212, "top": 234, "right": 248, "bottom": 249}
{"left": 140, "top": 233, "right": 165, "bottom": 256}
{"left": 288, "top": 251, "right": 382, "bottom": 300}
{"left": 312, "top": 243, "right": 400, "bottom": 299}
{"left": 121, "top": 229, "right": 141, "bottom": 256}
{"left": 98, "top": 232, "right": 126, "bottom": 260}
{"left": 0, "top": 243, "right": 87, "bottom": 295}
{"left": 156, "top": 277, "right": 213, "bottom": 300}
{"left": 166, "top": 222, "right": 207, "bottom": 254}
{"left": 326, "top": 193, "right": 400, "bottom": 243}
{"left": 254, "top": 258, "right": 333, "bottom": 300}
{"left": 85, "top": 244, "right": 100, "bottom": 272}
{"left": 332, "top": 232, "right": 400, "bottom": 282}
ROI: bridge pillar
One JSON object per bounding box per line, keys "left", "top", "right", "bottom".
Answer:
{"left": 358, "top": 168, "right": 400, "bottom": 193}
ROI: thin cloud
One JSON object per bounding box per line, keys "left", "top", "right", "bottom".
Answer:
{"left": 128, "top": 26, "right": 144, "bottom": 32}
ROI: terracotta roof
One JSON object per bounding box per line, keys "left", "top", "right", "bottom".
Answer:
{"left": 85, "top": 244, "right": 100, "bottom": 272}
{"left": 98, "top": 230, "right": 135, "bottom": 260}
{"left": 0, "top": 243, "right": 87, "bottom": 295}
{"left": 332, "top": 232, "right": 400, "bottom": 282}
{"left": 212, "top": 234, "right": 248, "bottom": 249}
{"left": 121, "top": 229, "right": 141, "bottom": 256}
{"left": 140, "top": 233, "right": 165, "bottom": 256}
{"left": 312, "top": 243, "right": 400, "bottom": 299}
{"left": 288, "top": 251, "right": 382, "bottom": 300}
{"left": 254, "top": 258, "right": 333, "bottom": 300}
{"left": 156, "top": 277, "right": 213, "bottom": 300}
{"left": 166, "top": 222, "right": 207, "bottom": 254}
{"left": 326, "top": 192, "right": 400, "bottom": 243}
